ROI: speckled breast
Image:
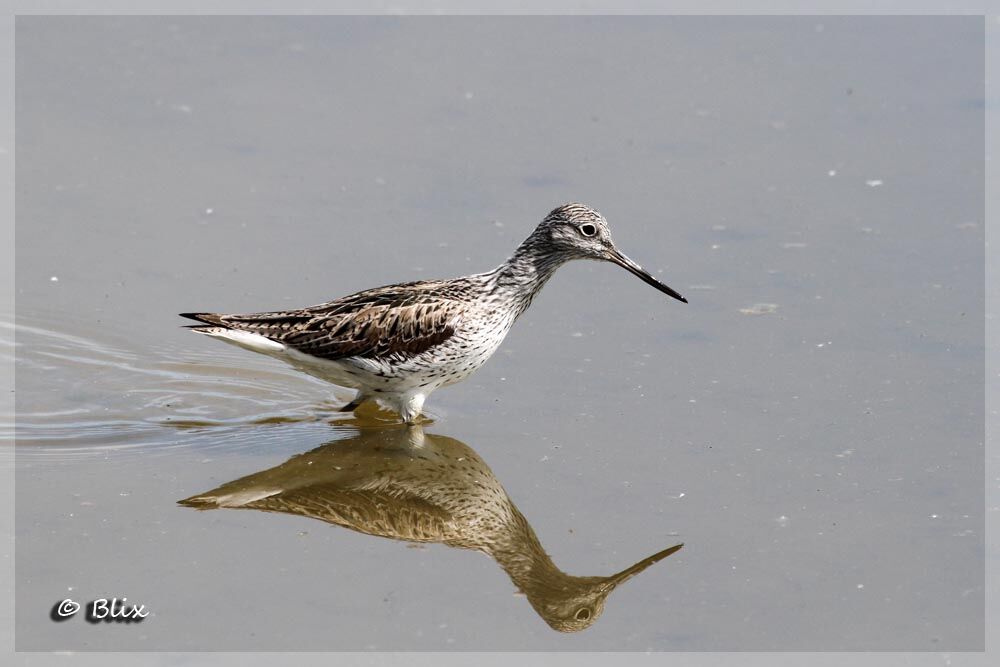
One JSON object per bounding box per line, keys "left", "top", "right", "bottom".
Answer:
{"left": 391, "top": 305, "right": 518, "bottom": 389}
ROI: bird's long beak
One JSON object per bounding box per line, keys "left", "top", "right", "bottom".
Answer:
{"left": 605, "top": 247, "right": 688, "bottom": 303}
{"left": 601, "top": 543, "right": 684, "bottom": 592}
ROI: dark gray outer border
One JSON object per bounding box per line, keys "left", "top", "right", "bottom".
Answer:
{"left": 1, "top": 1, "right": 993, "bottom": 666}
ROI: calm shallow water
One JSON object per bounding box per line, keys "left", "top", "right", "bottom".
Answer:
{"left": 14, "top": 16, "right": 983, "bottom": 650}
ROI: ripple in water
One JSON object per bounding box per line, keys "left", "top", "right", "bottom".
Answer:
{"left": 7, "top": 313, "right": 404, "bottom": 461}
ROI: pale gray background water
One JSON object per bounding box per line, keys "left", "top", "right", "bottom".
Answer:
{"left": 12, "top": 15, "right": 983, "bottom": 651}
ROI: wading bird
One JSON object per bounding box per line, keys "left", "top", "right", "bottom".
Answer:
{"left": 181, "top": 203, "right": 687, "bottom": 422}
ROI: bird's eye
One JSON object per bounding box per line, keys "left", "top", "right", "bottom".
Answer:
{"left": 575, "top": 608, "right": 592, "bottom": 621}
{"left": 579, "top": 223, "right": 597, "bottom": 237}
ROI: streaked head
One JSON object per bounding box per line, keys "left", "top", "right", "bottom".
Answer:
{"left": 527, "top": 543, "right": 685, "bottom": 632}
{"left": 536, "top": 203, "right": 688, "bottom": 303}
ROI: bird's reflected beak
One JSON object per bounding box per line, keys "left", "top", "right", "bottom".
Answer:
{"left": 604, "top": 247, "right": 688, "bottom": 303}
{"left": 601, "top": 543, "right": 684, "bottom": 593}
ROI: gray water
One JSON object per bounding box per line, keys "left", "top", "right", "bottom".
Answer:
{"left": 12, "top": 16, "right": 983, "bottom": 651}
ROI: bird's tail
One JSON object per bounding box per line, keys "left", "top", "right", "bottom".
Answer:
{"left": 179, "top": 312, "right": 228, "bottom": 328}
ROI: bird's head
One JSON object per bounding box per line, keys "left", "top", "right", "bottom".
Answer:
{"left": 533, "top": 203, "right": 687, "bottom": 303}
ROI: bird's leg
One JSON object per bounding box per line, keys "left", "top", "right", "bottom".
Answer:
{"left": 405, "top": 424, "right": 426, "bottom": 448}
{"left": 400, "top": 392, "right": 427, "bottom": 425}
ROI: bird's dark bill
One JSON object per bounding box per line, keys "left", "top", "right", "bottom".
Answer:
{"left": 604, "top": 543, "right": 684, "bottom": 590}
{"left": 608, "top": 249, "right": 688, "bottom": 303}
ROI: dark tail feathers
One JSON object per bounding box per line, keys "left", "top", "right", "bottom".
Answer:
{"left": 179, "top": 312, "right": 227, "bottom": 327}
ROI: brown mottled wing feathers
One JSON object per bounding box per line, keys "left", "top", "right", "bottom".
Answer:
{"left": 240, "top": 485, "right": 452, "bottom": 543}
{"left": 185, "top": 281, "right": 466, "bottom": 362}
{"left": 281, "top": 300, "right": 459, "bottom": 360}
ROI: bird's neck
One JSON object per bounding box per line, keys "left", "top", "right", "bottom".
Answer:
{"left": 489, "top": 233, "right": 572, "bottom": 313}
{"left": 487, "top": 509, "right": 588, "bottom": 605}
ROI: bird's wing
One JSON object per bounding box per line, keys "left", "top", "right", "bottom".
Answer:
{"left": 179, "top": 481, "right": 456, "bottom": 543}
{"left": 181, "top": 281, "right": 467, "bottom": 362}
{"left": 240, "top": 484, "right": 455, "bottom": 543}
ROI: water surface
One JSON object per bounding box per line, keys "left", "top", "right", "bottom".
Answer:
{"left": 14, "top": 15, "right": 983, "bottom": 650}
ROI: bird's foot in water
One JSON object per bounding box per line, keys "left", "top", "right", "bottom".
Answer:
{"left": 328, "top": 397, "right": 434, "bottom": 428}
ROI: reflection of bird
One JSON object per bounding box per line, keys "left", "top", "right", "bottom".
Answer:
{"left": 179, "top": 425, "right": 683, "bottom": 632}
{"left": 181, "top": 203, "right": 687, "bottom": 423}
